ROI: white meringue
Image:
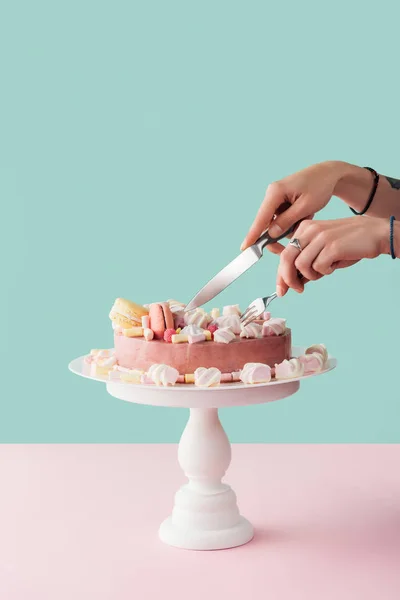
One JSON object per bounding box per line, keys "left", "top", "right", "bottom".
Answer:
{"left": 180, "top": 324, "right": 205, "bottom": 336}
{"left": 240, "top": 363, "right": 272, "bottom": 384}
{"left": 194, "top": 367, "right": 221, "bottom": 387}
{"left": 299, "top": 352, "right": 325, "bottom": 374}
{"left": 274, "top": 358, "right": 304, "bottom": 379}
{"left": 213, "top": 327, "right": 236, "bottom": 344}
{"left": 147, "top": 364, "right": 179, "bottom": 386}
{"left": 215, "top": 314, "right": 241, "bottom": 334}
{"left": 262, "top": 318, "right": 286, "bottom": 337}
{"left": 222, "top": 304, "right": 241, "bottom": 317}
{"left": 240, "top": 322, "right": 262, "bottom": 339}
{"left": 305, "top": 344, "right": 328, "bottom": 366}
{"left": 184, "top": 308, "right": 212, "bottom": 329}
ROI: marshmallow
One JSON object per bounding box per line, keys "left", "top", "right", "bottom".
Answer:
{"left": 262, "top": 318, "right": 286, "bottom": 337}
{"left": 188, "top": 333, "right": 206, "bottom": 344}
{"left": 305, "top": 344, "right": 328, "bottom": 366}
{"left": 240, "top": 322, "right": 262, "bottom": 339}
{"left": 215, "top": 315, "right": 241, "bottom": 334}
{"left": 299, "top": 352, "right": 325, "bottom": 374}
{"left": 141, "top": 315, "right": 150, "bottom": 329}
{"left": 203, "top": 330, "right": 212, "bottom": 341}
{"left": 180, "top": 324, "right": 204, "bottom": 336}
{"left": 171, "top": 334, "right": 188, "bottom": 344}
{"left": 275, "top": 358, "right": 304, "bottom": 380}
{"left": 143, "top": 328, "right": 154, "bottom": 341}
{"left": 213, "top": 327, "right": 236, "bottom": 344}
{"left": 220, "top": 372, "right": 233, "bottom": 383}
{"left": 210, "top": 308, "right": 220, "bottom": 320}
{"left": 231, "top": 371, "right": 241, "bottom": 382}
{"left": 240, "top": 363, "right": 272, "bottom": 384}
{"left": 120, "top": 369, "right": 144, "bottom": 384}
{"left": 194, "top": 367, "right": 221, "bottom": 387}
{"left": 222, "top": 304, "right": 241, "bottom": 317}
{"left": 262, "top": 311, "right": 271, "bottom": 321}
{"left": 147, "top": 364, "right": 179, "bottom": 386}
{"left": 184, "top": 308, "right": 212, "bottom": 329}
{"left": 177, "top": 375, "right": 185, "bottom": 384}
{"left": 123, "top": 327, "right": 144, "bottom": 337}
{"left": 184, "top": 374, "right": 195, "bottom": 384}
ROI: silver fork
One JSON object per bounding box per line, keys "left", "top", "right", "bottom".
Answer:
{"left": 240, "top": 293, "right": 277, "bottom": 327}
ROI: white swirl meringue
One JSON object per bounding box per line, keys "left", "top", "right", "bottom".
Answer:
{"left": 274, "top": 358, "right": 304, "bottom": 379}
{"left": 184, "top": 308, "right": 212, "bottom": 329}
{"left": 240, "top": 322, "right": 262, "bottom": 339}
{"left": 305, "top": 344, "right": 328, "bottom": 366}
{"left": 147, "top": 363, "right": 179, "bottom": 386}
{"left": 240, "top": 362, "right": 272, "bottom": 384}
{"left": 215, "top": 314, "right": 241, "bottom": 334}
{"left": 299, "top": 352, "right": 325, "bottom": 374}
{"left": 194, "top": 367, "right": 221, "bottom": 387}
{"left": 222, "top": 304, "right": 241, "bottom": 317}
{"left": 213, "top": 327, "right": 236, "bottom": 344}
{"left": 262, "top": 318, "right": 286, "bottom": 337}
{"left": 180, "top": 324, "right": 205, "bottom": 336}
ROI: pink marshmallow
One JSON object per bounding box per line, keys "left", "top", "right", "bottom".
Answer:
{"left": 177, "top": 375, "right": 185, "bottom": 383}
{"left": 140, "top": 374, "right": 154, "bottom": 385}
{"left": 220, "top": 372, "right": 233, "bottom": 383}
{"left": 262, "top": 311, "right": 271, "bottom": 321}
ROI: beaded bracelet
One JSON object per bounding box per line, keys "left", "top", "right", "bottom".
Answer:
{"left": 350, "top": 167, "right": 379, "bottom": 216}
{"left": 390, "top": 216, "right": 396, "bottom": 259}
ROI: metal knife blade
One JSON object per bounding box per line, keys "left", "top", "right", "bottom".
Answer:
{"left": 185, "top": 245, "right": 262, "bottom": 312}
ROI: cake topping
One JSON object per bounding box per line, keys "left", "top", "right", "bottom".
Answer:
{"left": 262, "top": 311, "right": 271, "bottom": 321}
{"left": 275, "top": 358, "right": 304, "bottom": 379}
{"left": 299, "top": 352, "right": 324, "bottom": 374}
{"left": 188, "top": 333, "right": 206, "bottom": 344}
{"left": 149, "top": 302, "right": 175, "bottom": 340}
{"left": 262, "top": 318, "right": 286, "bottom": 337}
{"left": 194, "top": 367, "right": 221, "bottom": 387}
{"left": 171, "top": 333, "right": 189, "bottom": 344}
{"left": 163, "top": 328, "right": 177, "bottom": 343}
{"left": 123, "top": 327, "right": 144, "bottom": 337}
{"left": 210, "top": 308, "right": 220, "bottom": 320}
{"left": 305, "top": 344, "right": 328, "bottom": 366}
{"left": 180, "top": 324, "right": 204, "bottom": 336}
{"left": 240, "top": 362, "right": 272, "bottom": 384}
{"left": 109, "top": 298, "right": 148, "bottom": 329}
{"left": 143, "top": 328, "right": 154, "bottom": 341}
{"left": 213, "top": 327, "right": 236, "bottom": 344}
{"left": 141, "top": 315, "right": 150, "bottom": 329}
{"left": 184, "top": 308, "right": 212, "bottom": 329}
{"left": 147, "top": 364, "right": 179, "bottom": 386}
{"left": 215, "top": 314, "right": 241, "bottom": 334}
{"left": 222, "top": 304, "right": 241, "bottom": 317}
{"left": 240, "top": 322, "right": 262, "bottom": 339}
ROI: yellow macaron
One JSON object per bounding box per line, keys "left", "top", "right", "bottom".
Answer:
{"left": 109, "top": 298, "right": 149, "bottom": 329}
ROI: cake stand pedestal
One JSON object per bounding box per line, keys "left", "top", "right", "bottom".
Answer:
{"left": 69, "top": 350, "right": 336, "bottom": 551}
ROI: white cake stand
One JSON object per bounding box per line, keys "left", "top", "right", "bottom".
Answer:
{"left": 69, "top": 347, "right": 336, "bottom": 551}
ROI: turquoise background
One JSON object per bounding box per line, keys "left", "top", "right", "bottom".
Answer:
{"left": 1, "top": 0, "right": 399, "bottom": 442}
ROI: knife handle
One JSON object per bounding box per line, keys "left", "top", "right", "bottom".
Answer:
{"left": 254, "top": 220, "right": 301, "bottom": 253}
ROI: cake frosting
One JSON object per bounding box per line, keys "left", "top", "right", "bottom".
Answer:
{"left": 84, "top": 297, "right": 329, "bottom": 387}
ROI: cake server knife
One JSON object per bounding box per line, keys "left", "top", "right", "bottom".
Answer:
{"left": 185, "top": 222, "right": 299, "bottom": 312}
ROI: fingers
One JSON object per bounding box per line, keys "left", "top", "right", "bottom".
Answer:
{"left": 266, "top": 242, "right": 285, "bottom": 255}
{"left": 268, "top": 197, "right": 309, "bottom": 238}
{"left": 240, "top": 183, "right": 286, "bottom": 250}
{"left": 294, "top": 236, "right": 325, "bottom": 280}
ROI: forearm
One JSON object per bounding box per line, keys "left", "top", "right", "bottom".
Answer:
{"left": 332, "top": 161, "right": 400, "bottom": 219}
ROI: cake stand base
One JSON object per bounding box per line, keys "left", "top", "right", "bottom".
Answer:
{"left": 159, "top": 515, "right": 253, "bottom": 551}
{"left": 158, "top": 407, "right": 254, "bottom": 550}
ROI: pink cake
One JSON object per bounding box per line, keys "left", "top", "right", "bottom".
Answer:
{"left": 115, "top": 330, "right": 292, "bottom": 374}
{"left": 85, "top": 298, "right": 328, "bottom": 386}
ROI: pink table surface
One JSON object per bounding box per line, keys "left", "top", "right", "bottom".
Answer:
{"left": 0, "top": 444, "right": 399, "bottom": 600}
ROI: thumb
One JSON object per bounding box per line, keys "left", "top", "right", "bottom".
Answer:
{"left": 268, "top": 198, "right": 308, "bottom": 239}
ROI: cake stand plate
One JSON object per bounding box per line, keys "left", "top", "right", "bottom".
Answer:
{"left": 69, "top": 347, "right": 336, "bottom": 550}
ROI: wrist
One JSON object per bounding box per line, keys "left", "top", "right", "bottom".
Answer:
{"left": 332, "top": 162, "right": 375, "bottom": 212}
{"left": 379, "top": 217, "right": 400, "bottom": 257}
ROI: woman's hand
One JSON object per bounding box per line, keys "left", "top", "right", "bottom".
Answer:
{"left": 241, "top": 161, "right": 350, "bottom": 252}
{"left": 275, "top": 216, "right": 390, "bottom": 296}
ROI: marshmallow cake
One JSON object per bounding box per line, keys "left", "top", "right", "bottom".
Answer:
{"left": 84, "top": 298, "right": 328, "bottom": 387}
